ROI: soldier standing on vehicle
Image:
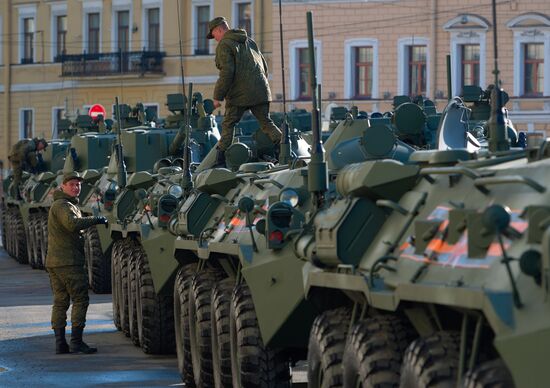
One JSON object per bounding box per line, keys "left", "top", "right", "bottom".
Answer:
{"left": 46, "top": 171, "right": 108, "bottom": 354}
{"left": 8, "top": 137, "right": 48, "bottom": 197}
{"left": 208, "top": 16, "right": 282, "bottom": 167}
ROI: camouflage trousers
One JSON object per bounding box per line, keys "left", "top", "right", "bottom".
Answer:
{"left": 47, "top": 266, "right": 90, "bottom": 329}
{"left": 219, "top": 102, "right": 282, "bottom": 151}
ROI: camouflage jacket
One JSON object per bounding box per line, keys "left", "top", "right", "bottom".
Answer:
{"left": 8, "top": 139, "right": 37, "bottom": 165}
{"left": 213, "top": 29, "right": 271, "bottom": 108}
{"left": 46, "top": 190, "right": 101, "bottom": 268}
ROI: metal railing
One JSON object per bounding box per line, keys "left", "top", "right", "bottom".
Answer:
{"left": 59, "top": 50, "right": 165, "bottom": 77}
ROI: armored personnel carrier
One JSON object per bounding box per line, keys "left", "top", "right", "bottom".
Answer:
{"left": 80, "top": 93, "right": 220, "bottom": 293}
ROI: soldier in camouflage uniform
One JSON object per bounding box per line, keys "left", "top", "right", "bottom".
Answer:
{"left": 46, "top": 171, "right": 108, "bottom": 354}
{"left": 8, "top": 138, "right": 48, "bottom": 197}
{"left": 208, "top": 16, "right": 282, "bottom": 167}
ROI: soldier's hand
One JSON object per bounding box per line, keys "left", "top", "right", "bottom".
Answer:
{"left": 97, "top": 216, "right": 109, "bottom": 228}
{"left": 213, "top": 100, "right": 222, "bottom": 109}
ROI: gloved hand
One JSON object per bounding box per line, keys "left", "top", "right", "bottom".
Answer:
{"left": 96, "top": 216, "right": 108, "bottom": 228}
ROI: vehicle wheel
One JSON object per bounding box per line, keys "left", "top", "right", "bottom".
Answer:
{"left": 174, "top": 263, "right": 196, "bottom": 385}
{"left": 400, "top": 331, "right": 460, "bottom": 388}
{"left": 211, "top": 278, "right": 235, "bottom": 388}
{"left": 118, "top": 238, "right": 132, "bottom": 337}
{"left": 307, "top": 307, "right": 352, "bottom": 388}
{"left": 6, "top": 207, "right": 13, "bottom": 256}
{"left": 14, "top": 210, "right": 28, "bottom": 264}
{"left": 39, "top": 212, "right": 48, "bottom": 269}
{"left": 127, "top": 244, "right": 140, "bottom": 347}
{"left": 85, "top": 225, "right": 111, "bottom": 294}
{"left": 189, "top": 268, "right": 224, "bottom": 387}
{"left": 135, "top": 243, "right": 175, "bottom": 354}
{"left": 463, "top": 358, "right": 514, "bottom": 388}
{"left": 111, "top": 239, "right": 123, "bottom": 331}
{"left": 230, "top": 282, "right": 291, "bottom": 388}
{"left": 343, "top": 315, "right": 415, "bottom": 388}
{"left": 0, "top": 202, "right": 6, "bottom": 249}
{"left": 27, "top": 214, "right": 38, "bottom": 269}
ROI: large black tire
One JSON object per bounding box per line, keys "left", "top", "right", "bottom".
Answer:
{"left": 463, "top": 359, "right": 514, "bottom": 388}
{"left": 118, "top": 238, "right": 132, "bottom": 337}
{"left": 85, "top": 225, "right": 111, "bottom": 294}
{"left": 211, "top": 278, "right": 235, "bottom": 388}
{"left": 127, "top": 243, "right": 140, "bottom": 347}
{"left": 0, "top": 202, "right": 6, "bottom": 249}
{"left": 27, "top": 213, "right": 39, "bottom": 269}
{"left": 174, "top": 263, "right": 196, "bottom": 385}
{"left": 14, "top": 210, "right": 28, "bottom": 264}
{"left": 400, "top": 331, "right": 460, "bottom": 388}
{"left": 134, "top": 243, "right": 175, "bottom": 354}
{"left": 307, "top": 307, "right": 352, "bottom": 388}
{"left": 111, "top": 239, "right": 123, "bottom": 331}
{"left": 189, "top": 268, "right": 224, "bottom": 387}
{"left": 39, "top": 212, "right": 48, "bottom": 269}
{"left": 230, "top": 282, "right": 291, "bottom": 388}
{"left": 343, "top": 315, "right": 415, "bottom": 388}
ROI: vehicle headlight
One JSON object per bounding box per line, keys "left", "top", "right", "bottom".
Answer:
{"left": 279, "top": 188, "right": 300, "bottom": 207}
{"left": 168, "top": 184, "right": 183, "bottom": 198}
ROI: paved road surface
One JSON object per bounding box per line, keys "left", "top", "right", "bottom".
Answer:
{"left": 0, "top": 246, "right": 182, "bottom": 388}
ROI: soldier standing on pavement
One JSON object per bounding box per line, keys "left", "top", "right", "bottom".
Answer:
{"left": 208, "top": 16, "right": 282, "bottom": 167}
{"left": 46, "top": 171, "right": 108, "bottom": 354}
{"left": 8, "top": 138, "right": 48, "bottom": 198}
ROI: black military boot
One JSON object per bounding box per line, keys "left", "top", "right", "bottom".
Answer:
{"left": 70, "top": 326, "right": 97, "bottom": 354}
{"left": 214, "top": 148, "right": 226, "bottom": 168}
{"left": 54, "top": 328, "right": 70, "bottom": 354}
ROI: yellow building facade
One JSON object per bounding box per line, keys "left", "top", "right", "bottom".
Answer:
{"left": 0, "top": 0, "right": 273, "bottom": 166}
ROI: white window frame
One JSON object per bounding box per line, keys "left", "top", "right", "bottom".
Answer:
{"left": 397, "top": 37, "right": 430, "bottom": 97}
{"left": 507, "top": 14, "right": 550, "bottom": 97}
{"left": 344, "top": 38, "right": 379, "bottom": 99}
{"left": 112, "top": 0, "right": 132, "bottom": 52}
{"left": 289, "top": 39, "right": 322, "bottom": 100}
{"left": 82, "top": 1, "right": 103, "bottom": 54}
{"left": 19, "top": 108, "right": 35, "bottom": 139}
{"left": 141, "top": 0, "right": 163, "bottom": 51}
{"left": 191, "top": 0, "right": 213, "bottom": 55}
{"left": 18, "top": 5, "right": 37, "bottom": 64}
{"left": 50, "top": 2, "right": 67, "bottom": 61}
{"left": 232, "top": 0, "right": 254, "bottom": 37}
{"left": 444, "top": 15, "right": 488, "bottom": 97}
{"left": 51, "top": 106, "right": 65, "bottom": 139}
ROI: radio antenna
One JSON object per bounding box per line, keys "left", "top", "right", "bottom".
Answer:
{"left": 277, "top": 0, "right": 291, "bottom": 164}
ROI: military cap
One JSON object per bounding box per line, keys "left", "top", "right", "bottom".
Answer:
{"left": 207, "top": 16, "right": 227, "bottom": 39}
{"left": 62, "top": 171, "right": 84, "bottom": 184}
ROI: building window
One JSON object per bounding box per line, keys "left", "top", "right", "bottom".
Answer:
{"left": 117, "top": 11, "right": 130, "bottom": 52}
{"left": 344, "top": 38, "right": 379, "bottom": 99}
{"left": 507, "top": 13, "right": 550, "bottom": 97}
{"left": 461, "top": 44, "right": 480, "bottom": 87}
{"left": 398, "top": 37, "right": 430, "bottom": 97}
{"left": 52, "top": 107, "right": 65, "bottom": 139}
{"left": 147, "top": 8, "right": 160, "bottom": 51}
{"left": 235, "top": 2, "right": 252, "bottom": 36}
{"left": 23, "top": 17, "right": 34, "bottom": 63}
{"left": 444, "top": 15, "right": 488, "bottom": 98}
{"left": 524, "top": 43, "right": 544, "bottom": 96}
{"left": 20, "top": 109, "right": 34, "bottom": 139}
{"left": 408, "top": 45, "right": 427, "bottom": 96}
{"left": 55, "top": 15, "right": 67, "bottom": 60}
{"left": 195, "top": 5, "right": 210, "bottom": 55}
{"left": 289, "top": 39, "right": 322, "bottom": 101}
{"left": 298, "top": 48, "right": 312, "bottom": 99}
{"left": 88, "top": 13, "right": 100, "bottom": 54}
{"left": 354, "top": 46, "right": 373, "bottom": 98}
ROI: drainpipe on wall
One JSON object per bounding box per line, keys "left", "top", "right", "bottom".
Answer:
{"left": 430, "top": 0, "right": 437, "bottom": 99}
{"left": 3, "top": 0, "right": 13, "bottom": 168}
